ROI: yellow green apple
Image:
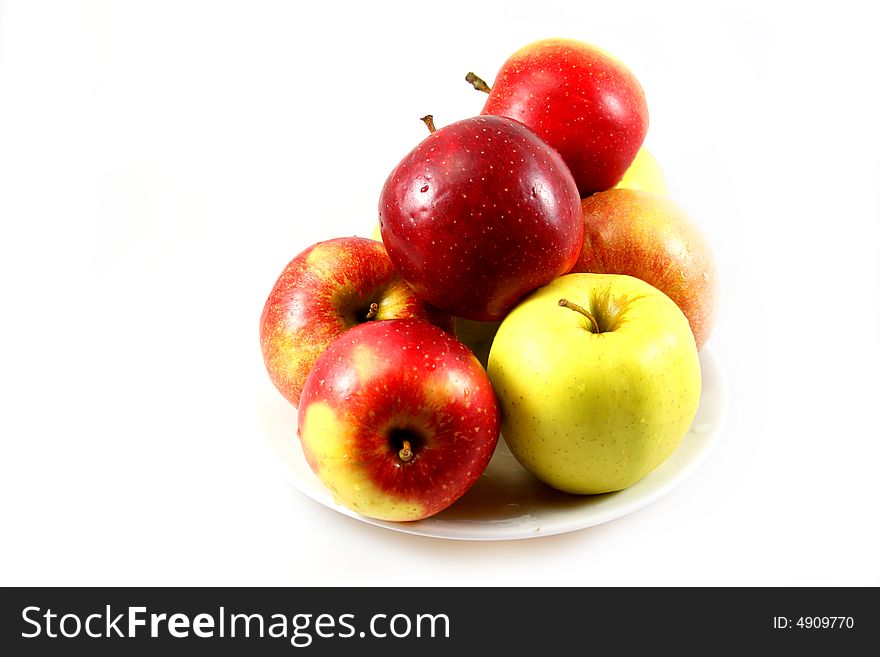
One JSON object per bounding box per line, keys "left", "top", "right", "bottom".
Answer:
{"left": 487, "top": 273, "right": 701, "bottom": 494}
{"left": 613, "top": 147, "right": 668, "bottom": 196}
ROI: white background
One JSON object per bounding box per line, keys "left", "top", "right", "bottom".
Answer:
{"left": 1, "top": 0, "right": 878, "bottom": 586}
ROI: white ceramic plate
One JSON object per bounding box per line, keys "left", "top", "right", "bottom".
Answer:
{"left": 263, "top": 346, "right": 728, "bottom": 540}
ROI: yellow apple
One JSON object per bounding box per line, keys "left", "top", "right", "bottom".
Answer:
{"left": 614, "top": 147, "right": 668, "bottom": 196}
{"left": 487, "top": 273, "right": 701, "bottom": 494}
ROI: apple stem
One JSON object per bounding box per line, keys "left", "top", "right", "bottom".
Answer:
{"left": 558, "top": 298, "right": 601, "bottom": 334}
{"left": 365, "top": 302, "right": 379, "bottom": 321}
{"left": 398, "top": 439, "right": 414, "bottom": 462}
{"left": 465, "top": 72, "right": 492, "bottom": 94}
{"left": 420, "top": 115, "right": 436, "bottom": 133}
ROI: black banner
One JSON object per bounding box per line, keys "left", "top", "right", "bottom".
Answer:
{"left": 1, "top": 587, "right": 875, "bottom": 654}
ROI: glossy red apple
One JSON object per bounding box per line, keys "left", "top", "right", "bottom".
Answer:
{"left": 572, "top": 188, "right": 718, "bottom": 349}
{"left": 259, "top": 237, "right": 453, "bottom": 407}
{"left": 379, "top": 114, "right": 583, "bottom": 321}
{"left": 475, "top": 38, "right": 649, "bottom": 197}
{"left": 297, "top": 318, "right": 501, "bottom": 521}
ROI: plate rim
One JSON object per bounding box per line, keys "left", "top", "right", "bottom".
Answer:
{"left": 261, "top": 345, "right": 729, "bottom": 541}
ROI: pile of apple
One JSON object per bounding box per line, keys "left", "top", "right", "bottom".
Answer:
{"left": 260, "top": 38, "right": 718, "bottom": 522}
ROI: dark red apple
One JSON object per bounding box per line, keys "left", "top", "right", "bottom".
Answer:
{"left": 379, "top": 114, "right": 583, "bottom": 321}
{"left": 476, "top": 38, "right": 649, "bottom": 197}
{"left": 297, "top": 318, "right": 501, "bottom": 521}
{"left": 259, "top": 237, "right": 452, "bottom": 407}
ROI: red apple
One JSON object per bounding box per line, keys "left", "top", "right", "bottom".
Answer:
{"left": 379, "top": 114, "right": 583, "bottom": 321}
{"left": 297, "top": 318, "right": 501, "bottom": 521}
{"left": 476, "top": 38, "right": 649, "bottom": 197}
{"left": 259, "top": 237, "right": 453, "bottom": 407}
{"left": 572, "top": 188, "right": 718, "bottom": 349}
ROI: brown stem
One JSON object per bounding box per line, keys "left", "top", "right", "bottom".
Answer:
{"left": 558, "top": 298, "right": 601, "bottom": 333}
{"left": 398, "top": 439, "right": 413, "bottom": 462}
{"left": 420, "top": 115, "right": 436, "bottom": 133}
{"left": 365, "top": 302, "right": 379, "bottom": 321}
{"left": 465, "top": 72, "right": 492, "bottom": 93}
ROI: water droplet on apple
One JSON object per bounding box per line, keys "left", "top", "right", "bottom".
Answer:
{"left": 420, "top": 185, "right": 429, "bottom": 193}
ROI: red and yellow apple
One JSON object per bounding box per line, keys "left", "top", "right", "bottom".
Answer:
{"left": 572, "top": 188, "right": 717, "bottom": 349}
{"left": 477, "top": 38, "right": 649, "bottom": 197}
{"left": 297, "top": 318, "right": 501, "bottom": 521}
{"left": 259, "top": 237, "right": 452, "bottom": 407}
